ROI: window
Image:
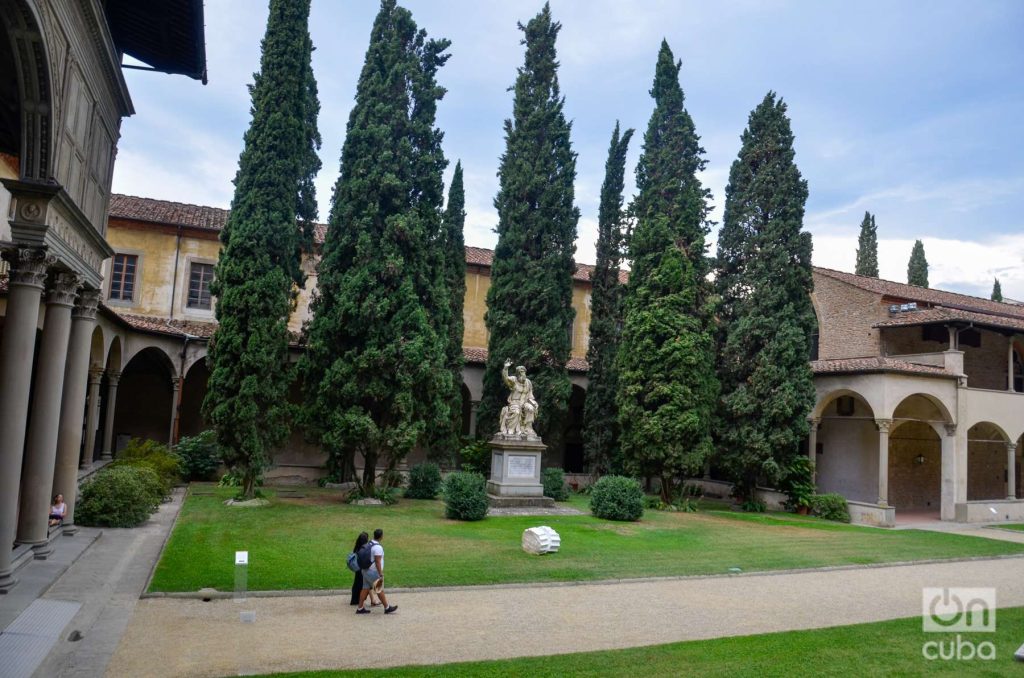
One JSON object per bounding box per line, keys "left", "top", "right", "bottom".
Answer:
{"left": 108, "top": 253, "right": 137, "bottom": 301}
{"left": 187, "top": 262, "right": 214, "bottom": 310}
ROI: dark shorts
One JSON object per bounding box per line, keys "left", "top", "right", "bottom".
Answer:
{"left": 361, "top": 569, "right": 380, "bottom": 590}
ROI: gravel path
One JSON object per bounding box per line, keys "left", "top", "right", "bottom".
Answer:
{"left": 107, "top": 556, "right": 1024, "bottom": 677}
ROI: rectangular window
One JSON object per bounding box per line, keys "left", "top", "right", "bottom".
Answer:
{"left": 187, "top": 262, "right": 214, "bottom": 310}
{"left": 108, "top": 253, "right": 137, "bottom": 301}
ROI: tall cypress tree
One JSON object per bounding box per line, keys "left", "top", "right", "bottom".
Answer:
{"left": 616, "top": 41, "right": 717, "bottom": 500}
{"left": 908, "top": 239, "right": 929, "bottom": 287}
{"left": 715, "top": 92, "right": 816, "bottom": 499}
{"left": 204, "top": 0, "right": 321, "bottom": 499}
{"left": 301, "top": 0, "right": 451, "bottom": 490}
{"left": 855, "top": 211, "right": 878, "bottom": 278}
{"left": 582, "top": 123, "right": 632, "bottom": 475}
{"left": 992, "top": 278, "right": 1003, "bottom": 302}
{"left": 477, "top": 3, "right": 579, "bottom": 452}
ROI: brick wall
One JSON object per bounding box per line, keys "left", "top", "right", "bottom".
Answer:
{"left": 888, "top": 421, "right": 941, "bottom": 510}
{"left": 962, "top": 330, "right": 1010, "bottom": 391}
{"left": 812, "top": 271, "right": 887, "bottom": 359}
{"left": 968, "top": 439, "right": 1008, "bottom": 500}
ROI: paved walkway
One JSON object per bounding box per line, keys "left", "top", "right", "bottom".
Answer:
{"left": 107, "top": 555, "right": 1024, "bottom": 677}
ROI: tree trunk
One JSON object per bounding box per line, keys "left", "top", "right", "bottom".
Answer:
{"left": 242, "top": 468, "right": 256, "bottom": 500}
{"left": 362, "top": 449, "right": 378, "bottom": 493}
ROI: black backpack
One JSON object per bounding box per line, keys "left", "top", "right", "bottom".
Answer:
{"left": 356, "top": 541, "right": 375, "bottom": 570}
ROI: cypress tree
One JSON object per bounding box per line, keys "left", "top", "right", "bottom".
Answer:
{"left": 855, "top": 211, "right": 878, "bottom": 278}
{"left": 616, "top": 41, "right": 718, "bottom": 500}
{"left": 204, "top": 0, "right": 321, "bottom": 499}
{"left": 908, "top": 240, "right": 929, "bottom": 287}
{"left": 301, "top": 0, "right": 451, "bottom": 490}
{"left": 582, "top": 122, "right": 633, "bottom": 475}
{"left": 714, "top": 92, "right": 816, "bottom": 499}
{"left": 992, "top": 278, "right": 1003, "bottom": 302}
{"left": 477, "top": 3, "right": 579, "bottom": 453}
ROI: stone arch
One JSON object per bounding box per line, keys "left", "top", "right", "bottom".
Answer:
{"left": 113, "top": 347, "right": 176, "bottom": 448}
{"left": 967, "top": 421, "right": 1011, "bottom": 502}
{"left": 888, "top": 420, "right": 941, "bottom": 512}
{"left": 889, "top": 393, "right": 954, "bottom": 429}
{"left": 88, "top": 324, "right": 104, "bottom": 367}
{"left": 0, "top": 0, "right": 55, "bottom": 181}
{"left": 178, "top": 358, "right": 209, "bottom": 439}
{"left": 105, "top": 335, "right": 122, "bottom": 373}
{"left": 812, "top": 388, "right": 876, "bottom": 420}
{"left": 814, "top": 388, "right": 880, "bottom": 504}
{"left": 460, "top": 382, "right": 472, "bottom": 437}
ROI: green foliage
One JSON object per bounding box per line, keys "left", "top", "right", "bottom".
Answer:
{"left": 458, "top": 439, "right": 491, "bottom": 477}
{"left": 405, "top": 463, "right": 442, "bottom": 499}
{"left": 582, "top": 123, "right": 633, "bottom": 475}
{"left": 174, "top": 431, "right": 222, "bottom": 482}
{"left": 204, "top": 0, "right": 321, "bottom": 500}
{"left": 811, "top": 493, "right": 851, "bottom": 522}
{"left": 300, "top": 0, "right": 452, "bottom": 493}
{"left": 992, "top": 278, "right": 1003, "bottom": 302}
{"left": 477, "top": 4, "right": 579, "bottom": 452}
{"left": 348, "top": 485, "right": 399, "bottom": 506}
{"left": 119, "top": 438, "right": 181, "bottom": 490}
{"left": 589, "top": 475, "right": 644, "bottom": 521}
{"left": 218, "top": 470, "right": 263, "bottom": 488}
{"left": 740, "top": 498, "right": 767, "bottom": 513}
{"left": 441, "top": 471, "right": 489, "bottom": 521}
{"left": 854, "top": 212, "right": 879, "bottom": 277}
{"left": 780, "top": 456, "right": 815, "bottom": 512}
{"left": 380, "top": 468, "right": 405, "bottom": 489}
{"left": 907, "top": 239, "right": 929, "bottom": 287}
{"left": 714, "top": 92, "right": 816, "bottom": 501}
{"left": 541, "top": 467, "right": 569, "bottom": 501}
{"left": 109, "top": 460, "right": 169, "bottom": 500}
{"left": 76, "top": 466, "right": 158, "bottom": 528}
{"left": 617, "top": 42, "right": 717, "bottom": 501}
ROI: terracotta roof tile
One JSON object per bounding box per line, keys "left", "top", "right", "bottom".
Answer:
{"left": 811, "top": 356, "right": 952, "bottom": 378}
{"left": 462, "top": 345, "right": 589, "bottom": 373}
{"left": 874, "top": 307, "right": 1024, "bottom": 334}
{"left": 814, "top": 267, "right": 1024, "bottom": 320}
{"left": 115, "top": 312, "right": 217, "bottom": 338}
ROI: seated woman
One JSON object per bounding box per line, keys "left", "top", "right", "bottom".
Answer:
{"left": 49, "top": 494, "right": 66, "bottom": 527}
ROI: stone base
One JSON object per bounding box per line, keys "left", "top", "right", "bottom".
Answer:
{"left": 487, "top": 493, "right": 556, "bottom": 509}
{"left": 488, "top": 435, "right": 547, "bottom": 501}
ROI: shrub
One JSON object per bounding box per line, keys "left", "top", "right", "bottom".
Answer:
{"left": 174, "top": 431, "right": 222, "bottom": 481}
{"left": 442, "top": 471, "right": 488, "bottom": 521}
{"left": 676, "top": 497, "right": 699, "bottom": 513}
{"left": 740, "top": 498, "right": 767, "bottom": 513}
{"left": 811, "top": 493, "right": 851, "bottom": 523}
{"left": 77, "top": 466, "right": 158, "bottom": 527}
{"left": 590, "top": 475, "right": 644, "bottom": 521}
{"left": 119, "top": 438, "right": 181, "bottom": 489}
{"left": 780, "top": 456, "right": 815, "bottom": 512}
{"left": 458, "top": 439, "right": 491, "bottom": 477}
{"left": 381, "top": 468, "right": 405, "bottom": 489}
{"left": 109, "top": 460, "right": 167, "bottom": 502}
{"left": 542, "top": 468, "right": 569, "bottom": 501}
{"left": 405, "top": 463, "right": 442, "bottom": 499}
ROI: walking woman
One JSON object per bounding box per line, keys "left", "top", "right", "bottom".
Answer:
{"left": 350, "top": 532, "right": 381, "bottom": 606}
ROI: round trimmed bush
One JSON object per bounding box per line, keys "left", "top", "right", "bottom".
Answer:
{"left": 442, "top": 471, "right": 488, "bottom": 521}
{"left": 542, "top": 467, "right": 569, "bottom": 501}
{"left": 77, "top": 466, "right": 158, "bottom": 527}
{"left": 174, "top": 431, "right": 222, "bottom": 481}
{"left": 590, "top": 475, "right": 644, "bottom": 521}
{"left": 406, "top": 463, "right": 442, "bottom": 499}
{"left": 811, "top": 493, "right": 850, "bottom": 523}
{"left": 109, "top": 460, "right": 166, "bottom": 504}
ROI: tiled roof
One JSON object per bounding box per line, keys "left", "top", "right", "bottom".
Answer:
{"left": 463, "top": 244, "right": 627, "bottom": 284}
{"left": 115, "top": 312, "right": 217, "bottom": 338}
{"left": 814, "top": 267, "right": 1024, "bottom": 320}
{"left": 811, "top": 356, "right": 953, "bottom": 378}
{"left": 462, "top": 345, "right": 589, "bottom": 373}
{"left": 874, "top": 307, "right": 1024, "bottom": 334}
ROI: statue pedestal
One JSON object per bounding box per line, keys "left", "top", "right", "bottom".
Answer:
{"left": 487, "top": 436, "right": 554, "bottom": 508}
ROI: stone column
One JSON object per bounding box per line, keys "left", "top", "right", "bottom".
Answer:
{"left": 53, "top": 290, "right": 100, "bottom": 535}
{"left": 468, "top": 400, "right": 480, "bottom": 437}
{"left": 807, "top": 418, "right": 820, "bottom": 463}
{"left": 1007, "top": 442, "right": 1017, "bottom": 500}
{"left": 940, "top": 424, "right": 957, "bottom": 521}
{"left": 0, "top": 248, "right": 52, "bottom": 591}
{"left": 101, "top": 370, "right": 121, "bottom": 460}
{"left": 168, "top": 379, "right": 181, "bottom": 445}
{"left": 17, "top": 273, "right": 81, "bottom": 557}
{"left": 875, "top": 418, "right": 892, "bottom": 507}
{"left": 81, "top": 366, "right": 104, "bottom": 469}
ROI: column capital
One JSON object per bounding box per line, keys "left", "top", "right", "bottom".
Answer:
{"left": 875, "top": 418, "right": 893, "bottom": 434}
{"left": 47, "top": 272, "right": 83, "bottom": 307}
{"left": 72, "top": 289, "right": 100, "bottom": 320}
{"left": 808, "top": 416, "right": 821, "bottom": 429}
{"left": 88, "top": 365, "right": 105, "bottom": 384}
{"left": 1008, "top": 442, "right": 1018, "bottom": 453}
{"left": 944, "top": 423, "right": 957, "bottom": 437}
{"left": 170, "top": 379, "right": 181, "bottom": 392}
{"left": 2, "top": 247, "right": 56, "bottom": 290}
{"left": 106, "top": 370, "right": 121, "bottom": 386}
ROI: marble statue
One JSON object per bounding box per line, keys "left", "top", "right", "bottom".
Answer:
{"left": 498, "top": 359, "right": 538, "bottom": 438}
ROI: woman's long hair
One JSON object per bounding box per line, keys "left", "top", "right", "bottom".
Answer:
{"left": 353, "top": 531, "right": 369, "bottom": 553}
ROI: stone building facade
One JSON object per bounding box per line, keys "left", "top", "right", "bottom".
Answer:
{"left": 0, "top": 0, "right": 205, "bottom": 592}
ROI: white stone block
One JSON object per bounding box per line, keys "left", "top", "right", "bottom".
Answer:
{"left": 522, "top": 526, "right": 560, "bottom": 555}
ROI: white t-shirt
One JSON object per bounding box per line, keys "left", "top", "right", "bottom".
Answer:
{"left": 369, "top": 541, "right": 384, "bottom": 574}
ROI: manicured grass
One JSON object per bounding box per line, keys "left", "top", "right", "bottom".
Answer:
{"left": 989, "top": 523, "right": 1024, "bottom": 532}
{"left": 264, "top": 607, "right": 1024, "bottom": 677}
{"left": 149, "top": 486, "right": 1024, "bottom": 593}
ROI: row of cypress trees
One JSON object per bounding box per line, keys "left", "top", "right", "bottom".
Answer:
{"left": 206, "top": 0, "right": 823, "bottom": 499}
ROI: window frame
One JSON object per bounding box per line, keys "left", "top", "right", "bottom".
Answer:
{"left": 105, "top": 251, "right": 142, "bottom": 306}
{"left": 185, "top": 260, "right": 216, "bottom": 312}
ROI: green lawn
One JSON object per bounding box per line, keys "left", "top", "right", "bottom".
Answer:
{"left": 989, "top": 524, "right": 1024, "bottom": 532}
{"left": 263, "top": 607, "right": 1024, "bottom": 677}
{"left": 149, "top": 486, "right": 1024, "bottom": 593}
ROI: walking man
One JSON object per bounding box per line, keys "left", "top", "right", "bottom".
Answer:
{"left": 357, "top": 528, "right": 397, "bottom": 614}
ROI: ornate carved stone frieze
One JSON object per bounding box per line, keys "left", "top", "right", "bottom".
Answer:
{"left": 47, "top": 272, "right": 83, "bottom": 306}
{"left": 72, "top": 288, "right": 101, "bottom": 320}
{"left": 1, "top": 247, "right": 56, "bottom": 290}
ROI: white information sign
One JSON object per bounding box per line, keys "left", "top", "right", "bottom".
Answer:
{"left": 507, "top": 454, "right": 537, "bottom": 478}
{"left": 235, "top": 551, "right": 249, "bottom": 565}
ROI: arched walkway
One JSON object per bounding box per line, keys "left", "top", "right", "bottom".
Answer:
{"left": 113, "top": 347, "right": 176, "bottom": 450}
{"left": 814, "top": 390, "right": 878, "bottom": 504}
{"left": 888, "top": 420, "right": 941, "bottom": 512}
{"left": 967, "top": 422, "right": 1010, "bottom": 501}
{"left": 178, "top": 359, "right": 209, "bottom": 439}
{"left": 460, "top": 383, "right": 472, "bottom": 437}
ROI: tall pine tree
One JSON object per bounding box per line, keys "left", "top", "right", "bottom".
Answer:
{"left": 301, "top": 0, "right": 451, "bottom": 490}
{"left": 616, "top": 41, "right": 718, "bottom": 500}
{"left": 204, "top": 0, "right": 321, "bottom": 499}
{"left": 714, "top": 92, "right": 816, "bottom": 499}
{"left": 477, "top": 3, "right": 579, "bottom": 452}
{"left": 992, "top": 278, "right": 1003, "bottom": 302}
{"left": 855, "top": 211, "right": 878, "bottom": 278}
{"left": 582, "top": 123, "right": 632, "bottom": 475}
{"left": 908, "top": 239, "right": 929, "bottom": 287}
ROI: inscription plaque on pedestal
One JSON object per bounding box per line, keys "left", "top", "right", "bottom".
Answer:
{"left": 507, "top": 454, "right": 536, "bottom": 478}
